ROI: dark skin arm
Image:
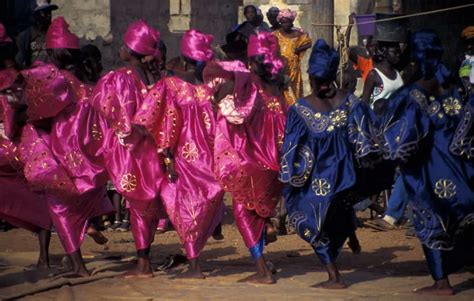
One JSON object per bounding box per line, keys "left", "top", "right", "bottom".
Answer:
{"left": 162, "top": 148, "right": 178, "bottom": 183}
{"left": 295, "top": 42, "right": 311, "bottom": 55}
{"left": 361, "top": 69, "right": 377, "bottom": 103}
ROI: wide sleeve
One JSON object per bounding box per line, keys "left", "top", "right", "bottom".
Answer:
{"left": 204, "top": 61, "right": 258, "bottom": 124}
{"left": 278, "top": 106, "right": 313, "bottom": 187}
{"left": 347, "top": 96, "right": 382, "bottom": 163}
{"left": 450, "top": 94, "right": 474, "bottom": 160}
{"left": 19, "top": 124, "right": 78, "bottom": 196}
{"left": 379, "top": 88, "right": 431, "bottom": 163}
{"left": 137, "top": 78, "right": 183, "bottom": 152}
{"left": 91, "top": 69, "right": 145, "bottom": 136}
{"left": 21, "top": 64, "right": 74, "bottom": 121}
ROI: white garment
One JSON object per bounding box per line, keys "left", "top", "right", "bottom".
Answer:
{"left": 371, "top": 68, "right": 403, "bottom": 105}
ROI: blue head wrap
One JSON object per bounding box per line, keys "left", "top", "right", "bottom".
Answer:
{"left": 411, "top": 29, "right": 451, "bottom": 84}
{"left": 307, "top": 39, "right": 340, "bottom": 81}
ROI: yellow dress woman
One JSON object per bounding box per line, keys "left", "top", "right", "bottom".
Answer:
{"left": 273, "top": 9, "right": 312, "bottom": 105}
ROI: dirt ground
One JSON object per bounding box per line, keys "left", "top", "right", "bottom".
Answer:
{"left": 0, "top": 203, "right": 473, "bottom": 301}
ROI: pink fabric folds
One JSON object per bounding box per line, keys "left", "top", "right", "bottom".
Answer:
{"left": 47, "top": 187, "right": 112, "bottom": 254}
{"left": 181, "top": 29, "right": 214, "bottom": 62}
{"left": 45, "top": 17, "right": 80, "bottom": 49}
{"left": 0, "top": 136, "right": 52, "bottom": 233}
{"left": 20, "top": 125, "right": 79, "bottom": 196}
{"left": 129, "top": 199, "right": 160, "bottom": 251}
{"left": 123, "top": 20, "right": 161, "bottom": 59}
{"left": 48, "top": 71, "right": 108, "bottom": 195}
{"left": 134, "top": 77, "right": 225, "bottom": 259}
{"left": 0, "top": 96, "right": 16, "bottom": 139}
{"left": 0, "top": 23, "right": 12, "bottom": 43}
{"left": 277, "top": 8, "right": 297, "bottom": 22}
{"left": 0, "top": 68, "right": 17, "bottom": 91}
{"left": 91, "top": 67, "right": 163, "bottom": 202}
{"left": 247, "top": 32, "right": 284, "bottom": 76}
{"left": 21, "top": 64, "right": 73, "bottom": 121}
{"left": 209, "top": 61, "right": 287, "bottom": 247}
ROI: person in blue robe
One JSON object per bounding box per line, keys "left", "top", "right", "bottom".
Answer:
{"left": 379, "top": 29, "right": 474, "bottom": 296}
{"left": 279, "top": 39, "right": 393, "bottom": 289}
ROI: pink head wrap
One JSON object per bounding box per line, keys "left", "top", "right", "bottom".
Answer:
{"left": 123, "top": 20, "right": 161, "bottom": 59}
{"left": 277, "top": 8, "right": 297, "bottom": 22}
{"left": 181, "top": 29, "right": 214, "bottom": 62}
{"left": 247, "top": 32, "right": 284, "bottom": 76}
{"left": 0, "top": 23, "right": 12, "bottom": 43}
{"left": 45, "top": 17, "right": 80, "bottom": 49}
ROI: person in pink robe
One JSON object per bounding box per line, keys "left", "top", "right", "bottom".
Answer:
{"left": 91, "top": 19, "right": 165, "bottom": 278}
{"left": 19, "top": 17, "right": 112, "bottom": 276}
{"left": 0, "top": 67, "right": 52, "bottom": 268}
{"left": 204, "top": 31, "right": 287, "bottom": 284}
{"left": 133, "top": 29, "right": 225, "bottom": 279}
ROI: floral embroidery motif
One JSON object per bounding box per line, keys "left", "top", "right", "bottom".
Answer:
{"left": 329, "top": 109, "right": 348, "bottom": 128}
{"left": 295, "top": 104, "right": 349, "bottom": 133}
{"left": 266, "top": 99, "right": 282, "bottom": 112}
{"left": 194, "top": 86, "right": 209, "bottom": 101}
{"left": 202, "top": 112, "right": 211, "bottom": 130}
{"left": 91, "top": 124, "right": 103, "bottom": 141}
{"left": 434, "top": 179, "right": 456, "bottom": 199}
{"left": 295, "top": 104, "right": 329, "bottom": 133}
{"left": 442, "top": 97, "right": 462, "bottom": 116}
{"left": 120, "top": 173, "right": 137, "bottom": 192}
{"left": 311, "top": 178, "right": 331, "bottom": 196}
{"left": 182, "top": 142, "right": 199, "bottom": 163}
{"left": 64, "top": 150, "right": 83, "bottom": 169}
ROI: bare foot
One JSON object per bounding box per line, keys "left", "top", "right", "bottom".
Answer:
{"left": 239, "top": 272, "right": 275, "bottom": 284}
{"left": 118, "top": 257, "right": 154, "bottom": 279}
{"left": 87, "top": 226, "right": 108, "bottom": 245}
{"left": 117, "top": 269, "right": 154, "bottom": 279}
{"left": 414, "top": 284, "right": 454, "bottom": 296}
{"left": 36, "top": 259, "right": 50, "bottom": 269}
{"left": 179, "top": 259, "right": 205, "bottom": 279}
{"left": 315, "top": 279, "right": 347, "bottom": 289}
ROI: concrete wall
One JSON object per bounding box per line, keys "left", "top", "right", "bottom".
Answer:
{"left": 53, "top": 0, "right": 111, "bottom": 40}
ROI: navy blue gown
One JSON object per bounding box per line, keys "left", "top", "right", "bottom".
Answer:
{"left": 280, "top": 93, "right": 393, "bottom": 264}
{"left": 380, "top": 85, "right": 474, "bottom": 280}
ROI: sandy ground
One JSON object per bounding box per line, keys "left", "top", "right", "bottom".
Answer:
{"left": 0, "top": 204, "right": 473, "bottom": 301}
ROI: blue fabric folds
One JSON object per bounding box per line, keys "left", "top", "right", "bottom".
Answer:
{"left": 379, "top": 84, "right": 474, "bottom": 278}
{"left": 279, "top": 93, "right": 389, "bottom": 263}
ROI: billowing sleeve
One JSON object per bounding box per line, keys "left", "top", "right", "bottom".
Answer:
{"left": 347, "top": 96, "right": 382, "bottom": 162}
{"left": 19, "top": 124, "right": 78, "bottom": 196}
{"left": 91, "top": 69, "right": 144, "bottom": 136}
{"left": 137, "top": 78, "right": 182, "bottom": 151}
{"left": 21, "top": 64, "right": 74, "bottom": 121}
{"left": 379, "top": 89, "right": 431, "bottom": 162}
{"left": 204, "top": 60, "right": 258, "bottom": 124}
{"left": 279, "top": 106, "right": 313, "bottom": 187}
{"left": 450, "top": 94, "right": 474, "bottom": 160}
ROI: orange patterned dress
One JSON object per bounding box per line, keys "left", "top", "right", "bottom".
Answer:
{"left": 274, "top": 30, "right": 312, "bottom": 105}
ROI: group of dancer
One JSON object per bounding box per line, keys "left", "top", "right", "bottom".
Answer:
{"left": 0, "top": 5, "right": 473, "bottom": 297}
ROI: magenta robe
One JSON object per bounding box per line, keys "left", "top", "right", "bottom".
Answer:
{"left": 91, "top": 67, "right": 164, "bottom": 250}
{"left": 205, "top": 61, "right": 287, "bottom": 249}
{"left": 134, "top": 76, "right": 225, "bottom": 259}
{"left": 0, "top": 72, "right": 52, "bottom": 234}
{"left": 19, "top": 64, "right": 112, "bottom": 254}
